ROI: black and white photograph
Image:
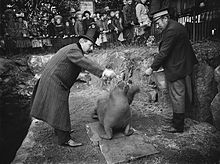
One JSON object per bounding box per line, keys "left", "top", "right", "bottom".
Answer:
{"left": 0, "top": 0, "right": 220, "bottom": 163}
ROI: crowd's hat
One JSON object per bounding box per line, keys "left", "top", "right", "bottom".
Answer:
{"left": 16, "top": 12, "right": 25, "bottom": 18}
{"left": 70, "top": 7, "right": 76, "bottom": 13}
{"left": 42, "top": 16, "right": 49, "bottom": 21}
{"left": 79, "top": 27, "right": 97, "bottom": 44}
{"left": 151, "top": 8, "right": 169, "bottom": 21}
{"left": 54, "top": 15, "right": 62, "bottom": 20}
{"left": 83, "top": 10, "right": 91, "bottom": 16}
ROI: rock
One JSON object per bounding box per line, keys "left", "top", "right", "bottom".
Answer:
{"left": 28, "top": 54, "right": 54, "bottom": 75}
{"left": 192, "top": 41, "right": 220, "bottom": 67}
{"left": 214, "top": 65, "right": 220, "bottom": 84}
{"left": 211, "top": 93, "right": 220, "bottom": 130}
{"left": 0, "top": 58, "right": 13, "bottom": 75}
{"left": 192, "top": 63, "right": 217, "bottom": 123}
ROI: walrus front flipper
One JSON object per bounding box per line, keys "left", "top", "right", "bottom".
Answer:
{"left": 100, "top": 124, "right": 113, "bottom": 140}
{"left": 124, "top": 124, "right": 134, "bottom": 136}
{"left": 127, "top": 85, "right": 140, "bottom": 105}
{"left": 91, "top": 106, "right": 98, "bottom": 119}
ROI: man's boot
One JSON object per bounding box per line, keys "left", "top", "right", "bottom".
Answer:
{"left": 162, "top": 113, "right": 184, "bottom": 133}
{"left": 163, "top": 113, "right": 175, "bottom": 124}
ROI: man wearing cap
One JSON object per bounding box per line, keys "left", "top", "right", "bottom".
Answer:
{"left": 30, "top": 27, "right": 116, "bottom": 147}
{"left": 145, "top": 8, "right": 198, "bottom": 133}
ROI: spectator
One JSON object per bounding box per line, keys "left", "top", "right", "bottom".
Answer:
{"left": 122, "top": 0, "right": 136, "bottom": 44}
{"left": 54, "top": 15, "right": 64, "bottom": 38}
{"left": 64, "top": 20, "right": 71, "bottom": 37}
{"left": 82, "top": 10, "right": 94, "bottom": 34}
{"left": 15, "top": 14, "right": 29, "bottom": 38}
{"left": 74, "top": 12, "right": 84, "bottom": 36}
{"left": 51, "top": 6, "right": 58, "bottom": 17}
{"left": 88, "top": 22, "right": 100, "bottom": 45}
{"left": 28, "top": 17, "right": 41, "bottom": 37}
{"left": 69, "top": 16, "right": 76, "bottom": 36}
{"left": 145, "top": 9, "right": 198, "bottom": 133}
{"left": 41, "top": 17, "right": 49, "bottom": 37}
{"left": 30, "top": 27, "right": 116, "bottom": 147}
{"left": 135, "top": 0, "right": 151, "bottom": 27}
{"left": 108, "top": 10, "right": 118, "bottom": 46}
{"left": 135, "top": 0, "right": 151, "bottom": 40}
{"left": 4, "top": 9, "right": 17, "bottom": 37}
{"left": 95, "top": 10, "right": 101, "bottom": 20}
{"left": 96, "top": 12, "right": 109, "bottom": 49}
{"left": 47, "top": 18, "right": 56, "bottom": 38}
{"left": 114, "top": 11, "right": 124, "bottom": 41}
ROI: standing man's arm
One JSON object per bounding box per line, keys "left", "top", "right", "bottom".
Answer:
{"left": 67, "top": 48, "right": 104, "bottom": 77}
{"left": 151, "top": 29, "right": 176, "bottom": 70}
{"left": 145, "top": 29, "right": 177, "bottom": 75}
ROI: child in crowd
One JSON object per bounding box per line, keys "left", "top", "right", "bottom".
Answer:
{"left": 114, "top": 11, "right": 124, "bottom": 43}
{"left": 69, "top": 16, "right": 76, "bottom": 36}
{"left": 122, "top": 0, "right": 136, "bottom": 44}
{"left": 97, "top": 12, "right": 109, "bottom": 49}
{"left": 108, "top": 10, "right": 118, "bottom": 46}
{"left": 64, "top": 20, "right": 71, "bottom": 37}
{"left": 54, "top": 15, "right": 64, "bottom": 38}
{"left": 47, "top": 18, "right": 56, "bottom": 38}
{"left": 41, "top": 17, "right": 49, "bottom": 37}
{"left": 74, "top": 12, "right": 84, "bottom": 36}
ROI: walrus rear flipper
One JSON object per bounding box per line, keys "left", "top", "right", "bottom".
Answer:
{"left": 127, "top": 86, "right": 140, "bottom": 105}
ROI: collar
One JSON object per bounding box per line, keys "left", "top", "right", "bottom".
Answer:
{"left": 77, "top": 42, "right": 83, "bottom": 53}
{"left": 164, "top": 19, "right": 171, "bottom": 32}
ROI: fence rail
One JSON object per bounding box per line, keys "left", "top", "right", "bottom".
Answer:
{"left": 151, "top": 9, "right": 220, "bottom": 43}
{"left": 178, "top": 9, "right": 220, "bottom": 42}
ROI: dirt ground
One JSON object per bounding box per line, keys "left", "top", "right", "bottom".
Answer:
{"left": 12, "top": 77, "right": 220, "bottom": 164}
{"left": 10, "top": 45, "right": 220, "bottom": 164}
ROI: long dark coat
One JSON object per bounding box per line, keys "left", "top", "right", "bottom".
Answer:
{"left": 151, "top": 19, "right": 198, "bottom": 82}
{"left": 30, "top": 43, "right": 104, "bottom": 131}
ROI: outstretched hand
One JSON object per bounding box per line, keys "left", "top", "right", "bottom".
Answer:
{"left": 145, "top": 67, "right": 153, "bottom": 76}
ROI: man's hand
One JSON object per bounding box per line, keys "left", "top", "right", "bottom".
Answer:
{"left": 145, "top": 67, "right": 153, "bottom": 76}
{"left": 102, "top": 69, "right": 116, "bottom": 79}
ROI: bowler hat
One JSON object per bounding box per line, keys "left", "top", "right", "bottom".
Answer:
{"left": 79, "top": 27, "right": 97, "bottom": 44}
{"left": 151, "top": 8, "right": 169, "bottom": 21}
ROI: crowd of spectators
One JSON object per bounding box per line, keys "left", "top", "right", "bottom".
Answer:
{"left": 0, "top": 0, "right": 152, "bottom": 54}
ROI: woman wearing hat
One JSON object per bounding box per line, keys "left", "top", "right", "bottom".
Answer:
{"left": 82, "top": 10, "right": 94, "bottom": 34}
{"left": 145, "top": 8, "right": 198, "bottom": 133}
{"left": 54, "top": 15, "right": 64, "bottom": 38}
{"left": 30, "top": 27, "right": 116, "bottom": 147}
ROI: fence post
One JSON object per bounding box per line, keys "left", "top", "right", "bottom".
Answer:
{"left": 193, "top": 10, "right": 196, "bottom": 43}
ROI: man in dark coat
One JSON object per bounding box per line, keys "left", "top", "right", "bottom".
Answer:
{"left": 122, "top": 0, "right": 136, "bottom": 44}
{"left": 30, "top": 28, "right": 116, "bottom": 147}
{"left": 145, "top": 9, "right": 198, "bottom": 133}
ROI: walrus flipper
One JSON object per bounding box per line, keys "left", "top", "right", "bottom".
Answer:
{"left": 100, "top": 124, "right": 113, "bottom": 140}
{"left": 124, "top": 123, "right": 134, "bottom": 136}
{"left": 127, "top": 85, "right": 140, "bottom": 105}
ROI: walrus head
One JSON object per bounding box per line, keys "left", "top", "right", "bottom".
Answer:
{"left": 117, "top": 81, "right": 129, "bottom": 95}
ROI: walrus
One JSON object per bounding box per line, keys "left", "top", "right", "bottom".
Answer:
{"left": 92, "top": 81, "right": 140, "bottom": 139}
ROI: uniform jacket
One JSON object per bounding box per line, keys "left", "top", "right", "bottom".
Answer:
{"left": 31, "top": 43, "right": 104, "bottom": 131}
{"left": 151, "top": 19, "right": 198, "bottom": 82}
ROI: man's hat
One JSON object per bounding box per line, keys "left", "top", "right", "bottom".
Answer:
{"left": 151, "top": 8, "right": 169, "bottom": 21}
{"left": 83, "top": 10, "right": 91, "bottom": 16}
{"left": 54, "top": 15, "right": 62, "bottom": 20}
{"left": 79, "top": 27, "right": 97, "bottom": 44}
